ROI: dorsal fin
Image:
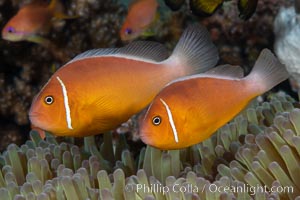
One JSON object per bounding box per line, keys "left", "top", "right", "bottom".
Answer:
{"left": 128, "top": 0, "right": 140, "bottom": 9}
{"left": 165, "top": 64, "right": 244, "bottom": 87}
{"left": 118, "top": 41, "right": 169, "bottom": 62}
{"left": 165, "top": 24, "right": 219, "bottom": 74}
{"left": 204, "top": 64, "right": 244, "bottom": 78}
{"left": 67, "top": 48, "right": 118, "bottom": 64}
{"left": 67, "top": 41, "right": 169, "bottom": 64}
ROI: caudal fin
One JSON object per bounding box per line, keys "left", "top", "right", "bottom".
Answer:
{"left": 246, "top": 49, "right": 289, "bottom": 94}
{"left": 48, "top": 0, "right": 78, "bottom": 19}
{"left": 164, "top": 24, "right": 219, "bottom": 75}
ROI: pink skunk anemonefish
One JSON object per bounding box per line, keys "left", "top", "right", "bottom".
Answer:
{"left": 140, "top": 49, "right": 289, "bottom": 150}
{"left": 29, "top": 24, "right": 219, "bottom": 137}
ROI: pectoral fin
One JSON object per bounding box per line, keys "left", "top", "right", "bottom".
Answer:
{"left": 141, "top": 29, "right": 156, "bottom": 37}
{"left": 53, "top": 12, "right": 79, "bottom": 20}
{"left": 26, "top": 35, "right": 50, "bottom": 45}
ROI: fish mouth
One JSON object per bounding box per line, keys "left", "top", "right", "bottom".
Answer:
{"left": 2, "top": 34, "right": 13, "bottom": 41}
{"left": 28, "top": 112, "right": 42, "bottom": 118}
{"left": 2, "top": 32, "right": 24, "bottom": 42}
{"left": 28, "top": 112, "right": 51, "bottom": 133}
{"left": 28, "top": 113, "right": 39, "bottom": 118}
{"left": 28, "top": 112, "right": 44, "bottom": 126}
{"left": 139, "top": 130, "right": 154, "bottom": 145}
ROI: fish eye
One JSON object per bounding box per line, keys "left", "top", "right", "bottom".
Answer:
{"left": 125, "top": 28, "right": 132, "bottom": 35}
{"left": 44, "top": 95, "right": 54, "bottom": 105}
{"left": 152, "top": 116, "right": 161, "bottom": 126}
{"left": 7, "top": 26, "right": 16, "bottom": 33}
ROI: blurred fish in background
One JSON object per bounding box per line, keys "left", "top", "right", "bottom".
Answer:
{"left": 189, "top": 0, "right": 224, "bottom": 17}
{"left": 120, "top": 0, "right": 159, "bottom": 41}
{"left": 1, "top": 0, "right": 77, "bottom": 62}
{"left": 274, "top": 0, "right": 300, "bottom": 91}
{"left": 164, "top": 0, "right": 184, "bottom": 11}
{"left": 2, "top": 0, "right": 74, "bottom": 45}
{"left": 164, "top": 0, "right": 258, "bottom": 19}
{"left": 238, "top": 0, "right": 259, "bottom": 20}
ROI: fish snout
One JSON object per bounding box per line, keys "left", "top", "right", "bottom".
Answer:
{"left": 28, "top": 111, "right": 42, "bottom": 124}
{"left": 28, "top": 110, "right": 52, "bottom": 134}
{"left": 1, "top": 30, "right": 8, "bottom": 40}
{"left": 2, "top": 32, "right": 19, "bottom": 42}
{"left": 1, "top": 27, "right": 25, "bottom": 42}
{"left": 139, "top": 128, "right": 155, "bottom": 146}
{"left": 28, "top": 111, "right": 40, "bottom": 118}
{"left": 28, "top": 101, "right": 44, "bottom": 126}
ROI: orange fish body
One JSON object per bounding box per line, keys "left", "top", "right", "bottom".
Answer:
{"left": 2, "top": 0, "right": 67, "bottom": 43}
{"left": 140, "top": 49, "right": 289, "bottom": 150}
{"left": 120, "top": 0, "right": 158, "bottom": 41}
{"left": 29, "top": 24, "right": 219, "bottom": 137}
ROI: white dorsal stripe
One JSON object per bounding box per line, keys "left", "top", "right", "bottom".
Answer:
{"left": 66, "top": 41, "right": 169, "bottom": 65}
{"left": 165, "top": 73, "right": 240, "bottom": 88}
{"left": 56, "top": 76, "right": 73, "bottom": 130}
{"left": 159, "top": 98, "right": 179, "bottom": 143}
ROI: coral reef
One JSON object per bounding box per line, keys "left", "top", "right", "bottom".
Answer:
{"left": 0, "top": 0, "right": 126, "bottom": 150}
{"left": 274, "top": 5, "right": 300, "bottom": 90}
{"left": 218, "top": 104, "right": 300, "bottom": 199}
{"left": 201, "top": 0, "right": 293, "bottom": 69}
{"left": 0, "top": 92, "right": 299, "bottom": 199}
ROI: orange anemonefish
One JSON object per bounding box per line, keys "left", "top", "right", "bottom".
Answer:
{"left": 140, "top": 49, "right": 289, "bottom": 150}
{"left": 120, "top": 0, "right": 158, "bottom": 41}
{"left": 29, "top": 24, "right": 219, "bottom": 137}
{"left": 2, "top": 0, "right": 71, "bottom": 44}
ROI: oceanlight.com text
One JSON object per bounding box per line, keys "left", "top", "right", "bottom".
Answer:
{"left": 208, "top": 184, "right": 294, "bottom": 196}
{"left": 124, "top": 183, "right": 294, "bottom": 196}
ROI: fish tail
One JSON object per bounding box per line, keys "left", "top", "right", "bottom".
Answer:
{"left": 49, "top": 0, "right": 78, "bottom": 19}
{"left": 245, "top": 49, "right": 289, "bottom": 94}
{"left": 48, "top": 0, "right": 58, "bottom": 12}
{"left": 164, "top": 23, "right": 219, "bottom": 75}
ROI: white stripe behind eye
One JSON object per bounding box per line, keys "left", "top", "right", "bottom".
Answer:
{"left": 159, "top": 98, "right": 179, "bottom": 143}
{"left": 56, "top": 76, "right": 73, "bottom": 130}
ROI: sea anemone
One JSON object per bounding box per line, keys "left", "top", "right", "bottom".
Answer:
{"left": 0, "top": 92, "right": 297, "bottom": 199}
{"left": 218, "top": 102, "right": 300, "bottom": 199}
